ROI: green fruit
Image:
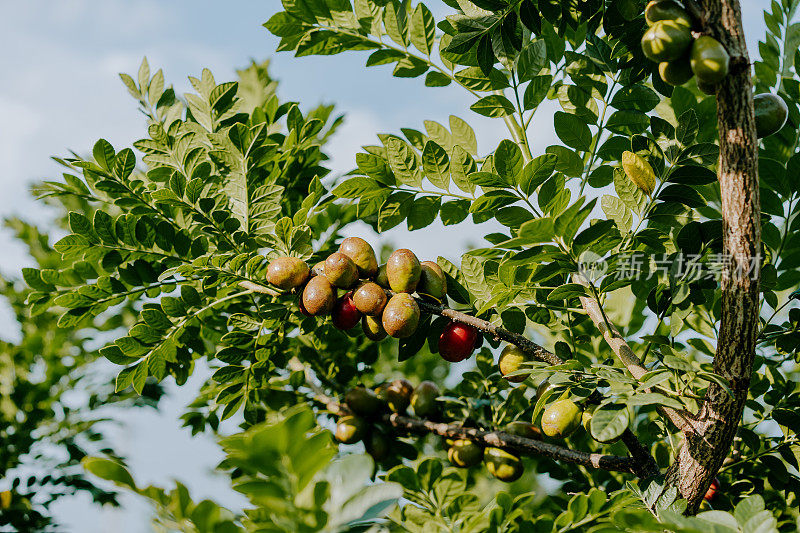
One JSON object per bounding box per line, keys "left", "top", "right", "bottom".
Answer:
{"left": 581, "top": 406, "right": 595, "bottom": 432}
{"left": 505, "top": 421, "right": 542, "bottom": 440}
{"left": 448, "top": 439, "right": 483, "bottom": 468}
{"left": 375, "top": 263, "right": 389, "bottom": 288}
{"left": 498, "top": 345, "right": 528, "bottom": 383}
{"left": 690, "top": 36, "right": 730, "bottom": 84}
{"left": 541, "top": 399, "right": 582, "bottom": 438}
{"left": 535, "top": 379, "right": 554, "bottom": 403}
{"left": 386, "top": 249, "right": 421, "bottom": 293}
{"left": 384, "top": 378, "right": 413, "bottom": 412}
{"left": 266, "top": 256, "right": 309, "bottom": 290}
{"left": 659, "top": 56, "right": 694, "bottom": 86}
{"left": 362, "top": 315, "right": 387, "bottom": 341}
{"left": 382, "top": 293, "right": 421, "bottom": 338}
{"left": 697, "top": 78, "right": 717, "bottom": 95}
{"left": 324, "top": 252, "right": 359, "bottom": 288}
{"left": 417, "top": 261, "right": 447, "bottom": 299}
{"left": 641, "top": 20, "right": 692, "bottom": 62}
{"left": 345, "top": 387, "right": 383, "bottom": 416}
{"left": 352, "top": 281, "right": 388, "bottom": 316}
{"left": 365, "top": 429, "right": 391, "bottom": 461}
{"left": 301, "top": 275, "right": 336, "bottom": 316}
{"left": 645, "top": 0, "right": 691, "bottom": 27}
{"left": 335, "top": 415, "right": 367, "bottom": 444}
{"left": 339, "top": 237, "right": 379, "bottom": 277}
{"left": 484, "top": 447, "right": 524, "bottom": 482}
{"left": 754, "top": 93, "right": 789, "bottom": 138}
{"left": 411, "top": 381, "right": 440, "bottom": 417}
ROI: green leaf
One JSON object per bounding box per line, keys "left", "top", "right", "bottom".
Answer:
{"left": 410, "top": 4, "right": 435, "bottom": 56}
{"left": 601, "top": 196, "right": 632, "bottom": 233}
{"left": 449, "top": 116, "right": 478, "bottom": 155}
{"left": 440, "top": 200, "right": 470, "bottom": 225}
{"left": 523, "top": 74, "right": 552, "bottom": 110}
{"left": 590, "top": 404, "right": 629, "bottom": 443}
{"left": 516, "top": 39, "right": 547, "bottom": 81}
{"left": 422, "top": 141, "right": 450, "bottom": 190}
{"left": 93, "top": 139, "right": 116, "bottom": 171}
{"left": 493, "top": 140, "right": 523, "bottom": 183}
{"left": 425, "top": 72, "right": 452, "bottom": 87}
{"left": 470, "top": 95, "right": 516, "bottom": 117}
{"left": 386, "top": 137, "right": 421, "bottom": 187}
{"left": 519, "top": 154, "right": 557, "bottom": 195}
{"left": 82, "top": 457, "right": 137, "bottom": 490}
{"left": 554, "top": 112, "right": 592, "bottom": 151}
{"left": 54, "top": 234, "right": 90, "bottom": 256}
{"left": 114, "top": 148, "right": 136, "bottom": 179}
{"left": 407, "top": 196, "right": 441, "bottom": 230}
{"left": 518, "top": 217, "right": 554, "bottom": 244}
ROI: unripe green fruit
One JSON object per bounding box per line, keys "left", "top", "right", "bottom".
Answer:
{"left": 352, "top": 281, "right": 388, "bottom": 316}
{"left": 345, "top": 387, "right": 383, "bottom": 417}
{"left": 411, "top": 381, "right": 440, "bottom": 417}
{"left": 324, "top": 252, "right": 359, "bottom": 288}
{"left": 505, "top": 421, "right": 542, "bottom": 440}
{"left": 754, "top": 93, "right": 789, "bottom": 138}
{"left": 448, "top": 439, "right": 483, "bottom": 468}
{"left": 382, "top": 293, "right": 420, "bottom": 338}
{"left": 335, "top": 415, "right": 367, "bottom": 444}
{"left": 386, "top": 249, "right": 421, "bottom": 293}
{"left": 417, "top": 261, "right": 447, "bottom": 299}
{"left": 581, "top": 406, "right": 595, "bottom": 432}
{"left": 484, "top": 447, "right": 524, "bottom": 482}
{"left": 365, "top": 429, "right": 392, "bottom": 461}
{"left": 541, "top": 399, "right": 582, "bottom": 438}
{"left": 535, "top": 379, "right": 554, "bottom": 403}
{"left": 375, "top": 264, "right": 389, "bottom": 288}
{"left": 362, "top": 315, "right": 387, "bottom": 341}
{"left": 697, "top": 78, "right": 717, "bottom": 95}
{"left": 659, "top": 57, "right": 694, "bottom": 86}
{"left": 301, "top": 275, "right": 336, "bottom": 316}
{"left": 641, "top": 20, "right": 692, "bottom": 62}
{"left": 266, "top": 256, "right": 309, "bottom": 290}
{"left": 498, "top": 345, "right": 528, "bottom": 383}
{"left": 339, "top": 237, "right": 378, "bottom": 277}
{"left": 645, "top": 0, "right": 691, "bottom": 28}
{"left": 690, "top": 36, "right": 730, "bottom": 84}
{"left": 382, "top": 378, "right": 413, "bottom": 413}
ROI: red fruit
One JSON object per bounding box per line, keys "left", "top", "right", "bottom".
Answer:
{"left": 704, "top": 477, "right": 720, "bottom": 502}
{"left": 439, "top": 322, "right": 478, "bottom": 362}
{"left": 332, "top": 292, "right": 361, "bottom": 330}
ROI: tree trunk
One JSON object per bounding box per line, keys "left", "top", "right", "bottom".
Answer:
{"left": 669, "top": 0, "right": 761, "bottom": 513}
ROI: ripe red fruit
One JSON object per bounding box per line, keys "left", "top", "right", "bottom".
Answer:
{"left": 439, "top": 322, "right": 478, "bottom": 362}
{"left": 332, "top": 292, "right": 361, "bottom": 330}
{"left": 704, "top": 477, "right": 720, "bottom": 502}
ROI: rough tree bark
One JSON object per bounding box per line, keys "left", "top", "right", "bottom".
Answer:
{"left": 668, "top": 0, "right": 761, "bottom": 513}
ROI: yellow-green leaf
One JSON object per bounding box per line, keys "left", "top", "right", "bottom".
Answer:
{"left": 621, "top": 151, "right": 656, "bottom": 195}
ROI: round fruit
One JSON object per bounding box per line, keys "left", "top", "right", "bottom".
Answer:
{"left": 505, "top": 421, "right": 542, "bottom": 440}
{"left": 324, "top": 252, "right": 359, "bottom": 288}
{"left": 754, "top": 93, "right": 789, "bottom": 138}
{"left": 266, "top": 256, "right": 309, "bottom": 290}
{"left": 386, "top": 249, "right": 422, "bottom": 293}
{"left": 301, "top": 276, "right": 336, "bottom": 316}
{"left": 298, "top": 296, "right": 312, "bottom": 317}
{"left": 645, "top": 0, "right": 691, "bottom": 27}
{"left": 311, "top": 260, "right": 327, "bottom": 277}
{"left": 659, "top": 57, "right": 694, "bottom": 86}
{"left": 335, "top": 415, "right": 367, "bottom": 444}
{"left": 704, "top": 477, "right": 720, "bottom": 502}
{"left": 690, "top": 36, "right": 730, "bottom": 84}
{"left": 697, "top": 78, "right": 717, "bottom": 95}
{"left": 345, "top": 387, "right": 383, "bottom": 416}
{"left": 484, "top": 447, "right": 524, "bottom": 482}
{"left": 439, "top": 322, "right": 478, "bottom": 362}
{"left": 362, "top": 315, "right": 387, "bottom": 341}
{"left": 411, "top": 381, "right": 440, "bottom": 417}
{"left": 382, "top": 293, "right": 421, "bottom": 338}
{"left": 384, "top": 378, "right": 414, "bottom": 412}
{"left": 541, "top": 399, "right": 583, "bottom": 438}
{"left": 535, "top": 379, "right": 554, "bottom": 403}
{"left": 352, "top": 281, "right": 388, "bottom": 316}
{"left": 365, "top": 429, "right": 391, "bottom": 461}
{"left": 375, "top": 263, "right": 389, "bottom": 288}
{"left": 641, "top": 20, "right": 692, "bottom": 62}
{"left": 339, "top": 237, "right": 379, "bottom": 277}
{"left": 417, "top": 261, "right": 447, "bottom": 299}
{"left": 448, "top": 439, "right": 483, "bottom": 467}
{"left": 581, "top": 406, "right": 595, "bottom": 432}
{"left": 332, "top": 292, "right": 361, "bottom": 330}
{"left": 498, "top": 345, "right": 529, "bottom": 383}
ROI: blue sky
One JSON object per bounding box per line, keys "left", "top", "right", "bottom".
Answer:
{"left": 0, "top": 1, "right": 772, "bottom": 530}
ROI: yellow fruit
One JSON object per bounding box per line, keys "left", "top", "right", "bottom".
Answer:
{"left": 382, "top": 293, "right": 420, "bottom": 338}
{"left": 324, "top": 252, "right": 360, "bottom": 288}
{"left": 362, "top": 315, "right": 387, "bottom": 341}
{"left": 641, "top": 20, "right": 692, "bottom": 62}
{"left": 386, "top": 249, "right": 421, "bottom": 293}
{"left": 690, "top": 36, "right": 730, "bottom": 84}
{"left": 448, "top": 439, "right": 483, "bottom": 467}
{"left": 498, "top": 345, "right": 529, "bottom": 383}
{"left": 335, "top": 415, "right": 367, "bottom": 444}
{"left": 265, "top": 256, "right": 309, "bottom": 290}
{"left": 541, "top": 399, "right": 582, "bottom": 438}
{"left": 339, "top": 237, "right": 378, "bottom": 277}
{"left": 484, "top": 447, "right": 524, "bottom": 482}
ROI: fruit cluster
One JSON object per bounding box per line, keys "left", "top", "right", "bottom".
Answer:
{"left": 641, "top": 1, "right": 729, "bottom": 92}
{"left": 642, "top": 1, "right": 789, "bottom": 139}
{"left": 266, "top": 238, "right": 481, "bottom": 361}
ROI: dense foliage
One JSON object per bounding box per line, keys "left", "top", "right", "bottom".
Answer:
{"left": 4, "top": 0, "right": 800, "bottom": 531}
